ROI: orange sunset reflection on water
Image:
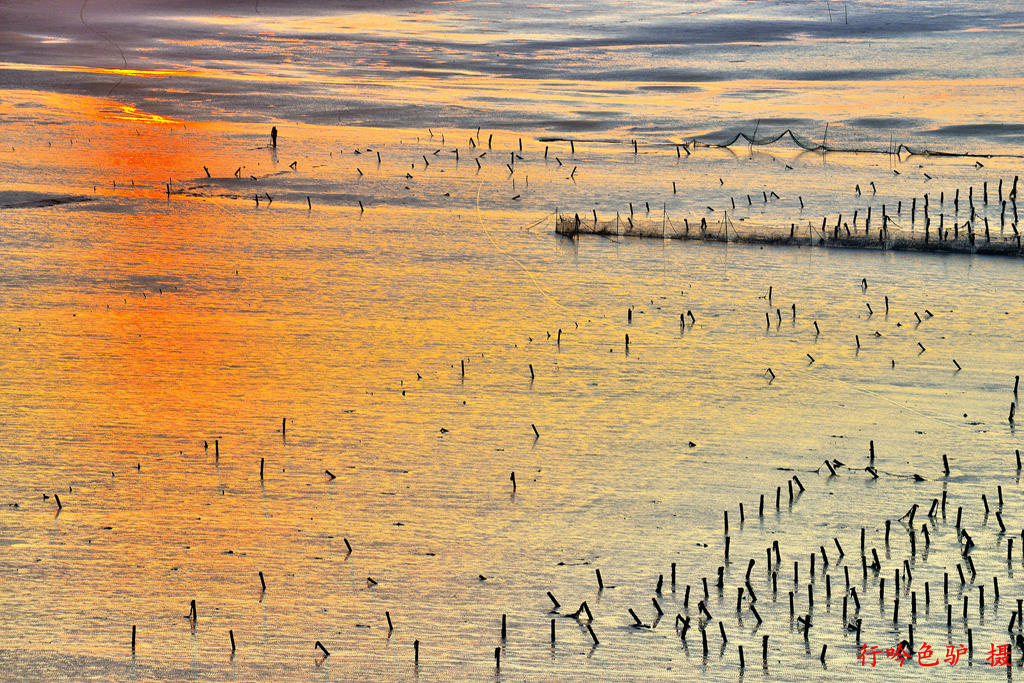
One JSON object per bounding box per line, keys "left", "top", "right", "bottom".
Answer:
{"left": 3, "top": 0, "right": 1024, "bottom": 679}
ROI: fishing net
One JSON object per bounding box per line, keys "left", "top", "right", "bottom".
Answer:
{"left": 556, "top": 212, "right": 1024, "bottom": 256}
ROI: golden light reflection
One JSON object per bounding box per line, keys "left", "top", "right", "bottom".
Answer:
{"left": 107, "top": 104, "right": 177, "bottom": 125}
{"left": 5, "top": 59, "right": 1024, "bottom": 677}
{"left": 0, "top": 61, "right": 205, "bottom": 79}
{"left": 176, "top": 11, "right": 532, "bottom": 43}
{"left": 5, "top": 2, "right": 1024, "bottom": 676}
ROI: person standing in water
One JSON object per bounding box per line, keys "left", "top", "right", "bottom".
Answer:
{"left": 271, "top": 126, "right": 277, "bottom": 148}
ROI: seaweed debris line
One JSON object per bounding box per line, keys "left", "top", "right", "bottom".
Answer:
{"left": 555, "top": 213, "right": 1024, "bottom": 257}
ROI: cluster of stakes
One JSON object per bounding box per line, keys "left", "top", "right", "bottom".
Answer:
{"left": 170, "top": 124, "right": 1021, "bottom": 262}
{"left": 559, "top": 171, "right": 1022, "bottom": 257}
{"left": 79, "top": 316, "right": 1024, "bottom": 672}
{"left": 43, "top": 126, "right": 1024, "bottom": 672}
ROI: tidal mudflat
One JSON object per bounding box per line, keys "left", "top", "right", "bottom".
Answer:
{"left": 2, "top": 1, "right": 1024, "bottom": 680}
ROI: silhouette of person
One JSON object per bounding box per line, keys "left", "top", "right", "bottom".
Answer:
{"left": 271, "top": 126, "right": 278, "bottom": 148}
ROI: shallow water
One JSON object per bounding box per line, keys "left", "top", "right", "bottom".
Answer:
{"left": 3, "top": 0, "right": 1024, "bottom": 148}
{"left": 2, "top": 1, "right": 1024, "bottom": 681}
{"left": 2, "top": 115, "right": 1023, "bottom": 680}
